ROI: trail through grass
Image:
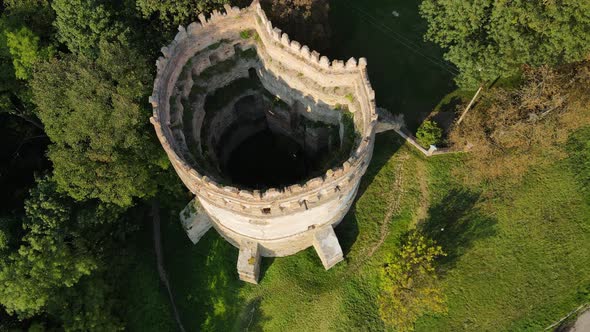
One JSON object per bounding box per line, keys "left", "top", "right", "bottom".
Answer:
{"left": 122, "top": 127, "right": 590, "bottom": 331}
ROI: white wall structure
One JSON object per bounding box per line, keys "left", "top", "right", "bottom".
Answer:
{"left": 150, "top": 1, "right": 380, "bottom": 283}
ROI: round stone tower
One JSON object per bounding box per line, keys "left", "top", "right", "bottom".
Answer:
{"left": 149, "top": 1, "right": 379, "bottom": 283}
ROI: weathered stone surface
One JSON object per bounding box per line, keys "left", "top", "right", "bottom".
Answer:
{"left": 313, "top": 226, "right": 344, "bottom": 269}
{"left": 149, "top": 1, "right": 381, "bottom": 283}
{"left": 180, "top": 198, "right": 213, "bottom": 244}
{"left": 237, "top": 240, "right": 260, "bottom": 283}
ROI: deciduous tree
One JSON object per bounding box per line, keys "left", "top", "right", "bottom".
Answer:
{"left": 51, "top": 0, "right": 124, "bottom": 55}
{"left": 31, "top": 41, "right": 167, "bottom": 207}
{"left": 378, "top": 230, "right": 446, "bottom": 332}
{"left": 5, "top": 27, "right": 54, "bottom": 80}
{"left": 0, "top": 178, "right": 98, "bottom": 317}
{"left": 0, "top": 177, "right": 127, "bottom": 329}
{"left": 135, "top": 0, "right": 227, "bottom": 27}
{"left": 420, "top": 0, "right": 590, "bottom": 87}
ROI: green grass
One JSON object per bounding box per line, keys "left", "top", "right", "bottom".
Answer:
{"left": 121, "top": 124, "right": 590, "bottom": 331}
{"left": 415, "top": 152, "right": 590, "bottom": 331}
{"left": 118, "top": 223, "right": 177, "bottom": 332}
{"left": 121, "top": 133, "right": 420, "bottom": 331}
{"left": 120, "top": 0, "right": 590, "bottom": 328}
{"left": 240, "top": 29, "right": 254, "bottom": 39}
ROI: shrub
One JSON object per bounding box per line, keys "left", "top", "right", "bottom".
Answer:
{"left": 378, "top": 230, "right": 447, "bottom": 331}
{"left": 416, "top": 120, "right": 442, "bottom": 148}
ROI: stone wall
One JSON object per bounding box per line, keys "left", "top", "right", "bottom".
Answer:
{"left": 149, "top": 1, "right": 378, "bottom": 260}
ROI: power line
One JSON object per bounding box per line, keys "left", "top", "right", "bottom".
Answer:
{"left": 342, "top": 0, "right": 458, "bottom": 74}
{"left": 340, "top": 0, "right": 460, "bottom": 76}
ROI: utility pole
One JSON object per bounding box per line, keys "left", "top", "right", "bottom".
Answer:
{"left": 457, "top": 85, "right": 483, "bottom": 125}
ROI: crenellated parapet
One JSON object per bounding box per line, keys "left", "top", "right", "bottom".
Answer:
{"left": 149, "top": 0, "right": 381, "bottom": 282}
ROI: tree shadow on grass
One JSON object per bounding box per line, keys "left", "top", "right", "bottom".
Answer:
{"left": 421, "top": 188, "right": 498, "bottom": 271}
{"left": 234, "top": 296, "right": 272, "bottom": 332}
{"left": 357, "top": 131, "right": 405, "bottom": 200}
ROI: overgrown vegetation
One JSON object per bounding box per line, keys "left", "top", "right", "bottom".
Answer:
{"left": 450, "top": 62, "right": 590, "bottom": 181}
{"left": 239, "top": 29, "right": 253, "bottom": 39}
{"left": 416, "top": 120, "right": 442, "bottom": 148}
{"left": 378, "top": 230, "right": 446, "bottom": 331}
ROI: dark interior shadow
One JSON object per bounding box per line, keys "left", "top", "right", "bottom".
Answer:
{"left": 420, "top": 188, "right": 498, "bottom": 272}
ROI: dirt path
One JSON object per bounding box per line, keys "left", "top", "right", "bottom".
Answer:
{"left": 349, "top": 153, "right": 408, "bottom": 272}
{"left": 151, "top": 201, "right": 187, "bottom": 332}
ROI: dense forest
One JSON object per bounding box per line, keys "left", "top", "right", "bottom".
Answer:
{"left": 1, "top": 0, "right": 589, "bottom": 331}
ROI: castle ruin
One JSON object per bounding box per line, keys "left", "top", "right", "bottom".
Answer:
{"left": 149, "top": 1, "right": 390, "bottom": 283}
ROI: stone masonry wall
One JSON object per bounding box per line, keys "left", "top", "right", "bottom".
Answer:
{"left": 149, "top": 1, "right": 378, "bottom": 256}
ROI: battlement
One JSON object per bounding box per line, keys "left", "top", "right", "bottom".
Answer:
{"left": 149, "top": 1, "right": 380, "bottom": 270}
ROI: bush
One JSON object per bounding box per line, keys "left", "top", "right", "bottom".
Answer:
{"left": 416, "top": 120, "right": 442, "bottom": 148}
{"left": 378, "top": 230, "right": 447, "bottom": 331}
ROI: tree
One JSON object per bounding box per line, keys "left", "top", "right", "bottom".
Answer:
{"left": 31, "top": 41, "right": 167, "bottom": 207}
{"left": 378, "top": 230, "right": 447, "bottom": 332}
{"left": 5, "top": 26, "right": 54, "bottom": 80}
{"left": 0, "top": 177, "right": 126, "bottom": 328}
{"left": 416, "top": 120, "right": 442, "bottom": 148}
{"left": 135, "top": 0, "right": 227, "bottom": 27}
{"left": 49, "top": 275, "right": 125, "bottom": 331}
{"left": 0, "top": 178, "right": 98, "bottom": 317}
{"left": 420, "top": 0, "right": 590, "bottom": 87}
{"left": 0, "top": 0, "right": 55, "bottom": 128}
{"left": 51, "top": 0, "right": 124, "bottom": 55}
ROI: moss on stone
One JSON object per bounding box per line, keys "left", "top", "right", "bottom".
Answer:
{"left": 240, "top": 29, "right": 254, "bottom": 39}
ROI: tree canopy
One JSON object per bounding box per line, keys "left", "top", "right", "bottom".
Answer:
{"left": 0, "top": 177, "right": 126, "bottom": 329}
{"left": 420, "top": 0, "right": 590, "bottom": 87}
{"left": 51, "top": 0, "right": 125, "bottom": 56}
{"left": 5, "top": 26, "right": 54, "bottom": 80}
{"left": 378, "top": 230, "right": 447, "bottom": 331}
{"left": 31, "top": 41, "right": 166, "bottom": 207}
{"left": 0, "top": 178, "right": 98, "bottom": 317}
{"left": 135, "top": 0, "right": 228, "bottom": 27}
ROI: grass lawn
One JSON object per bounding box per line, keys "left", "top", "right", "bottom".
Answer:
{"left": 123, "top": 127, "right": 590, "bottom": 331}
{"left": 157, "top": 132, "right": 424, "bottom": 331}
{"left": 415, "top": 152, "right": 590, "bottom": 331}
{"left": 119, "top": 0, "right": 590, "bottom": 330}
{"left": 118, "top": 221, "right": 177, "bottom": 332}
